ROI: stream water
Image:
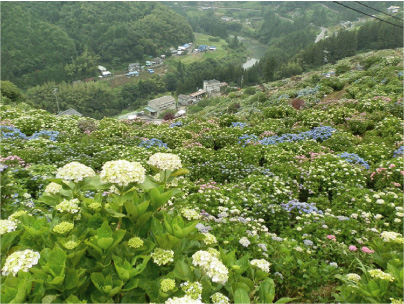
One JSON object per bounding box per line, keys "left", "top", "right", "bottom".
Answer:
{"left": 236, "top": 36, "right": 268, "bottom": 69}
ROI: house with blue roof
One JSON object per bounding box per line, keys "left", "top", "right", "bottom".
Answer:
{"left": 198, "top": 45, "right": 209, "bottom": 52}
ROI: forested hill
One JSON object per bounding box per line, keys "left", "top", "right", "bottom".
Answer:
{"left": 1, "top": 2, "right": 193, "bottom": 88}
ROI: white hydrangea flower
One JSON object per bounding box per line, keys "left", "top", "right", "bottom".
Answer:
{"left": 211, "top": 292, "right": 230, "bottom": 304}
{"left": 181, "top": 208, "right": 201, "bottom": 220}
{"left": 100, "top": 160, "right": 145, "bottom": 186}
{"left": 239, "top": 237, "right": 250, "bottom": 247}
{"left": 192, "top": 250, "right": 228, "bottom": 284}
{"left": 203, "top": 233, "right": 217, "bottom": 245}
{"left": 56, "top": 162, "right": 95, "bottom": 183}
{"left": 151, "top": 248, "right": 174, "bottom": 266}
{"left": 2, "top": 249, "right": 40, "bottom": 276}
{"left": 8, "top": 211, "right": 27, "bottom": 222}
{"left": 165, "top": 295, "right": 203, "bottom": 304}
{"left": 192, "top": 251, "right": 213, "bottom": 268}
{"left": 148, "top": 153, "right": 182, "bottom": 171}
{"left": 368, "top": 269, "right": 394, "bottom": 281}
{"left": 346, "top": 273, "right": 361, "bottom": 282}
{"left": 380, "top": 231, "right": 404, "bottom": 243}
{"left": 56, "top": 198, "right": 80, "bottom": 214}
{"left": 180, "top": 281, "right": 202, "bottom": 300}
{"left": 0, "top": 219, "right": 18, "bottom": 235}
{"left": 250, "top": 259, "right": 271, "bottom": 273}
{"left": 44, "top": 182, "right": 63, "bottom": 194}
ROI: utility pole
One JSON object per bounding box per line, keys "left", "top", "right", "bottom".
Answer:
{"left": 321, "top": 49, "right": 329, "bottom": 77}
{"left": 53, "top": 88, "right": 60, "bottom": 114}
{"left": 241, "top": 75, "right": 244, "bottom": 89}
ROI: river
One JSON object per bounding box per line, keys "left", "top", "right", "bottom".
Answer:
{"left": 235, "top": 36, "right": 268, "bottom": 69}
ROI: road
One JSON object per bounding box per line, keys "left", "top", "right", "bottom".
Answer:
{"left": 315, "top": 27, "right": 327, "bottom": 43}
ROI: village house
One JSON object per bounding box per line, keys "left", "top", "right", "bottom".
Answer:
{"left": 57, "top": 108, "right": 82, "bottom": 117}
{"left": 177, "top": 90, "right": 206, "bottom": 106}
{"left": 97, "top": 65, "right": 111, "bottom": 77}
{"left": 198, "top": 45, "right": 209, "bottom": 52}
{"left": 178, "top": 94, "right": 193, "bottom": 106}
{"left": 203, "top": 80, "right": 221, "bottom": 97}
{"left": 189, "top": 90, "right": 206, "bottom": 102}
{"left": 128, "top": 63, "right": 140, "bottom": 71}
{"left": 152, "top": 57, "right": 163, "bottom": 65}
{"left": 387, "top": 6, "right": 400, "bottom": 13}
{"left": 221, "top": 16, "right": 233, "bottom": 22}
{"left": 145, "top": 95, "right": 176, "bottom": 117}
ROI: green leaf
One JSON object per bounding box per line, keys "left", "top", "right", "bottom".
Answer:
{"left": 97, "top": 237, "right": 114, "bottom": 250}
{"left": 104, "top": 209, "right": 126, "bottom": 218}
{"left": 122, "top": 278, "right": 139, "bottom": 291}
{"left": 172, "top": 223, "right": 184, "bottom": 238}
{"left": 181, "top": 221, "right": 198, "bottom": 237}
{"left": 42, "top": 294, "right": 60, "bottom": 304}
{"left": 97, "top": 221, "right": 113, "bottom": 238}
{"left": 134, "top": 212, "right": 153, "bottom": 232}
{"left": 23, "top": 225, "right": 47, "bottom": 237}
{"left": 113, "top": 255, "right": 130, "bottom": 281}
{"left": 173, "top": 259, "right": 192, "bottom": 281}
{"left": 259, "top": 278, "right": 275, "bottom": 303}
{"left": 48, "top": 275, "right": 65, "bottom": 286}
{"left": 65, "top": 268, "right": 79, "bottom": 290}
{"left": 150, "top": 188, "right": 173, "bottom": 210}
{"left": 130, "top": 255, "right": 151, "bottom": 277}
{"left": 138, "top": 176, "right": 158, "bottom": 190}
{"left": 65, "top": 294, "right": 87, "bottom": 303}
{"left": 234, "top": 288, "right": 250, "bottom": 304}
{"left": 91, "top": 272, "right": 104, "bottom": 292}
{"left": 170, "top": 168, "right": 189, "bottom": 176}
{"left": 151, "top": 217, "right": 163, "bottom": 235}
{"left": 124, "top": 200, "right": 137, "bottom": 220}
{"left": 47, "top": 246, "right": 66, "bottom": 277}
{"left": 2, "top": 275, "right": 32, "bottom": 304}
{"left": 66, "top": 248, "right": 87, "bottom": 268}
{"left": 1, "top": 230, "right": 22, "bottom": 253}
{"left": 80, "top": 176, "right": 104, "bottom": 191}
{"left": 275, "top": 297, "right": 299, "bottom": 303}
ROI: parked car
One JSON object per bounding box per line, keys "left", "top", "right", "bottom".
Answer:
{"left": 125, "top": 71, "right": 139, "bottom": 77}
{"left": 147, "top": 69, "right": 154, "bottom": 74}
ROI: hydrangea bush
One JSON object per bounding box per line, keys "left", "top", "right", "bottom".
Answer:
{"left": 1, "top": 52, "right": 403, "bottom": 303}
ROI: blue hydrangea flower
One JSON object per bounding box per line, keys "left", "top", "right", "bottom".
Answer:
{"left": 138, "top": 138, "right": 168, "bottom": 149}
{"left": 281, "top": 199, "right": 323, "bottom": 214}
{"left": 29, "top": 130, "right": 59, "bottom": 141}
{"left": 338, "top": 152, "right": 370, "bottom": 169}
{"left": 393, "top": 146, "right": 404, "bottom": 157}
{"left": 0, "top": 126, "right": 27, "bottom": 139}
{"left": 169, "top": 121, "right": 183, "bottom": 128}
{"left": 231, "top": 122, "right": 248, "bottom": 129}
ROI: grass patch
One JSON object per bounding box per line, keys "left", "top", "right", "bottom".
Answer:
{"left": 166, "top": 33, "right": 229, "bottom": 66}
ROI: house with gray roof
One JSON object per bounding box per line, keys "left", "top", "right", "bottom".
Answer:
{"left": 146, "top": 95, "right": 176, "bottom": 117}
{"left": 57, "top": 108, "right": 83, "bottom": 117}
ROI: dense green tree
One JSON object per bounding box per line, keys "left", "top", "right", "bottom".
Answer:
{"left": 1, "top": 2, "right": 193, "bottom": 88}
{"left": 0, "top": 81, "right": 26, "bottom": 104}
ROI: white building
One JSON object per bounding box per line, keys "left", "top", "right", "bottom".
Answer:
{"left": 387, "top": 6, "right": 400, "bottom": 13}
{"left": 203, "top": 80, "right": 221, "bottom": 98}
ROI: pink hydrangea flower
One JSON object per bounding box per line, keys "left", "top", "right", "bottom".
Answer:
{"left": 349, "top": 245, "right": 357, "bottom": 251}
{"left": 327, "top": 235, "right": 336, "bottom": 241}
{"left": 361, "top": 246, "right": 374, "bottom": 253}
